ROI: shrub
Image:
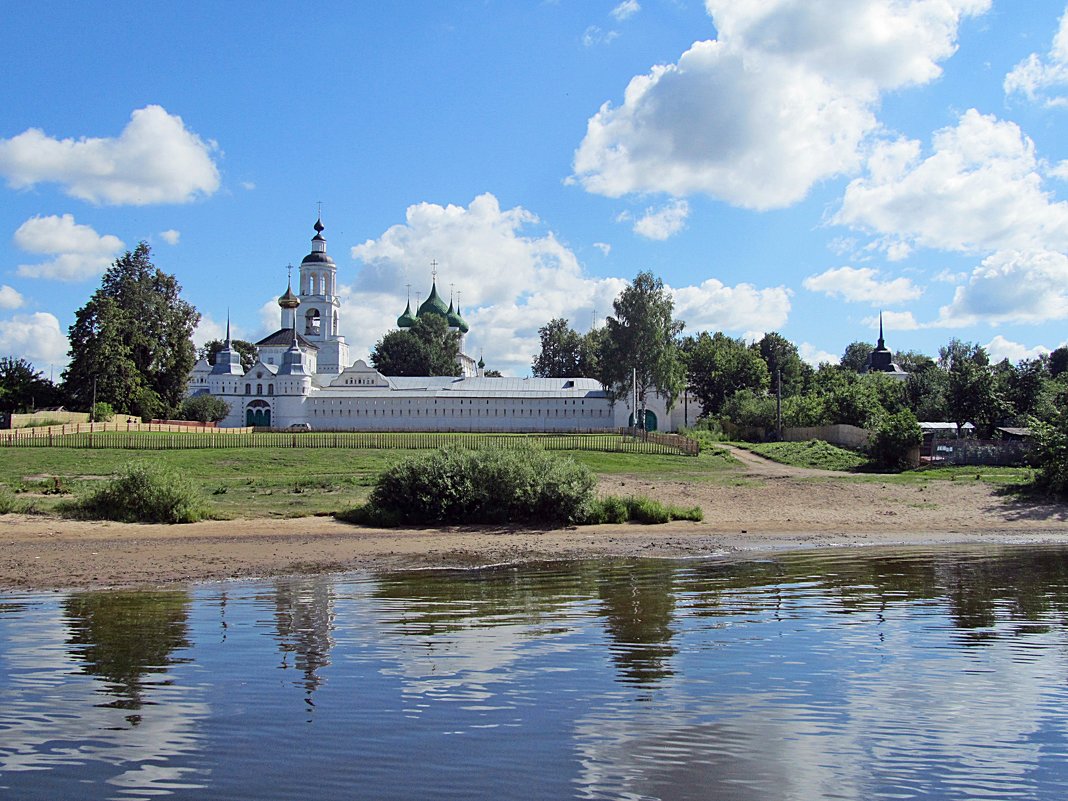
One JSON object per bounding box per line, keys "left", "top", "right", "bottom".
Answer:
{"left": 358, "top": 446, "right": 596, "bottom": 526}
{"left": 67, "top": 462, "right": 207, "bottom": 524}
{"left": 91, "top": 402, "right": 115, "bottom": 422}
{"left": 581, "top": 495, "right": 704, "bottom": 525}
{"left": 869, "top": 410, "right": 923, "bottom": 471}
{"left": 0, "top": 486, "right": 22, "bottom": 515}
{"left": 180, "top": 394, "right": 230, "bottom": 423}
{"left": 1030, "top": 413, "right": 1068, "bottom": 497}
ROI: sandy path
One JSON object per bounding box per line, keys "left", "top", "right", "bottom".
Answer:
{"left": 2, "top": 450, "right": 1066, "bottom": 591}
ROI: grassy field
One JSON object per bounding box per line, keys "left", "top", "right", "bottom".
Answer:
{"left": 0, "top": 443, "right": 741, "bottom": 520}
{"left": 734, "top": 439, "right": 1034, "bottom": 486}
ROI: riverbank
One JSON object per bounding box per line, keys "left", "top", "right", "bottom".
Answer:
{"left": 3, "top": 463, "right": 1066, "bottom": 590}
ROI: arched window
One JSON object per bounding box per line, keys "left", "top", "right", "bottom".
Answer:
{"left": 305, "top": 308, "right": 321, "bottom": 336}
{"left": 245, "top": 383, "right": 251, "bottom": 395}
{"left": 256, "top": 383, "right": 263, "bottom": 395}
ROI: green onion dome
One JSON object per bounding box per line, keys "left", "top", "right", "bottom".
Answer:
{"left": 417, "top": 281, "right": 449, "bottom": 318}
{"left": 455, "top": 303, "right": 470, "bottom": 334}
{"left": 397, "top": 300, "right": 417, "bottom": 328}
{"left": 446, "top": 299, "right": 464, "bottom": 330}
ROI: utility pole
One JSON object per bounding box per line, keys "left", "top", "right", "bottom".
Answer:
{"left": 91, "top": 377, "right": 97, "bottom": 422}
{"left": 776, "top": 368, "right": 782, "bottom": 441}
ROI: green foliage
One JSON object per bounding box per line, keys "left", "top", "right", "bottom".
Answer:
{"left": 0, "top": 485, "right": 23, "bottom": 514}
{"left": 1029, "top": 412, "right": 1068, "bottom": 497}
{"left": 869, "top": 410, "right": 923, "bottom": 471}
{"left": 532, "top": 318, "right": 583, "bottom": 377}
{"left": 840, "top": 341, "right": 874, "bottom": 373}
{"left": 754, "top": 332, "right": 808, "bottom": 397}
{"left": 720, "top": 389, "right": 777, "bottom": 438}
{"left": 67, "top": 462, "right": 207, "bottom": 524}
{"left": 199, "top": 339, "right": 258, "bottom": 373}
{"left": 597, "top": 271, "right": 686, "bottom": 415}
{"left": 63, "top": 243, "right": 199, "bottom": 418}
{"left": 352, "top": 446, "right": 596, "bottom": 525}
{"left": 684, "top": 331, "right": 770, "bottom": 416}
{"left": 91, "top": 402, "right": 115, "bottom": 422}
{"left": 743, "top": 439, "right": 869, "bottom": 471}
{"left": 0, "top": 356, "right": 61, "bottom": 413}
{"left": 583, "top": 495, "right": 704, "bottom": 524}
{"left": 179, "top": 394, "right": 230, "bottom": 423}
{"left": 371, "top": 314, "right": 461, "bottom": 376}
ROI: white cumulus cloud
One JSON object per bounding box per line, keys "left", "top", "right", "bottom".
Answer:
{"left": 160, "top": 229, "right": 181, "bottom": 245}
{"left": 985, "top": 335, "right": 1050, "bottom": 363}
{"left": 0, "top": 105, "right": 220, "bottom": 205}
{"left": 802, "top": 266, "right": 922, "bottom": 305}
{"left": 0, "top": 312, "right": 69, "bottom": 367}
{"left": 344, "top": 194, "right": 786, "bottom": 374}
{"left": 672, "top": 277, "right": 791, "bottom": 334}
{"left": 798, "top": 342, "right": 839, "bottom": 366}
{"left": 0, "top": 285, "right": 23, "bottom": 310}
{"left": 936, "top": 249, "right": 1068, "bottom": 327}
{"left": 14, "top": 214, "right": 124, "bottom": 281}
{"left": 632, "top": 199, "right": 690, "bottom": 240}
{"left": 1004, "top": 7, "right": 1068, "bottom": 106}
{"left": 835, "top": 109, "right": 1068, "bottom": 254}
{"left": 572, "top": 0, "right": 989, "bottom": 209}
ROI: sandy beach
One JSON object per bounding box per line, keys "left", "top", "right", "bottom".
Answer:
{"left": 2, "top": 447, "right": 1066, "bottom": 591}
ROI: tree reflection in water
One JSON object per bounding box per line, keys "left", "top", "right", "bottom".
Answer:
{"left": 63, "top": 591, "right": 192, "bottom": 718}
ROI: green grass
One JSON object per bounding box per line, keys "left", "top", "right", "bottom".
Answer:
{"left": 0, "top": 442, "right": 742, "bottom": 521}
{"left": 735, "top": 440, "right": 871, "bottom": 472}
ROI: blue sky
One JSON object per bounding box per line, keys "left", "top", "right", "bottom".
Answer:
{"left": 2, "top": 0, "right": 1067, "bottom": 378}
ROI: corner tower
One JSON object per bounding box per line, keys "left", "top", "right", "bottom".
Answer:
{"left": 298, "top": 216, "right": 348, "bottom": 374}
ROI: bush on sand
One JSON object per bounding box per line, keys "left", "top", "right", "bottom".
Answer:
{"left": 66, "top": 462, "right": 207, "bottom": 524}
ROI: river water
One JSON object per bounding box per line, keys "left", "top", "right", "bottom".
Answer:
{"left": 2, "top": 545, "right": 1068, "bottom": 800}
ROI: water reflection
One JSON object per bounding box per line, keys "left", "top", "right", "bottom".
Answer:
{"left": 2, "top": 545, "right": 1068, "bottom": 801}
{"left": 64, "top": 590, "right": 192, "bottom": 714}
{"left": 597, "top": 561, "right": 677, "bottom": 687}
{"left": 263, "top": 577, "right": 335, "bottom": 697}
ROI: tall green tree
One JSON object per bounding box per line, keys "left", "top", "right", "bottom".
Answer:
{"left": 531, "top": 318, "right": 583, "bottom": 377}
{"left": 63, "top": 243, "right": 199, "bottom": 419}
{"left": 753, "top": 332, "right": 807, "bottom": 396}
{"left": 597, "top": 272, "right": 685, "bottom": 425}
{"left": 0, "top": 356, "right": 61, "bottom": 413}
{"left": 840, "top": 341, "right": 874, "bottom": 373}
{"left": 370, "top": 314, "right": 461, "bottom": 376}
{"left": 684, "top": 331, "right": 770, "bottom": 416}
{"left": 938, "top": 339, "right": 1004, "bottom": 434}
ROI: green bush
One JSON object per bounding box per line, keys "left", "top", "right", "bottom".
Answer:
{"left": 356, "top": 446, "right": 596, "bottom": 526}
{"left": 180, "top": 394, "right": 230, "bottom": 423}
{"left": 582, "top": 495, "right": 704, "bottom": 525}
{"left": 67, "top": 462, "right": 207, "bottom": 524}
{"left": 0, "top": 486, "right": 22, "bottom": 514}
{"left": 870, "top": 410, "right": 923, "bottom": 471}
{"left": 91, "top": 402, "right": 115, "bottom": 422}
{"left": 1030, "top": 414, "right": 1068, "bottom": 497}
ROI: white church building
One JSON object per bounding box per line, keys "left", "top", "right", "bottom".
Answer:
{"left": 188, "top": 218, "right": 691, "bottom": 432}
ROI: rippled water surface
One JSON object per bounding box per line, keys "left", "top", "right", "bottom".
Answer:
{"left": 3, "top": 545, "right": 1068, "bottom": 800}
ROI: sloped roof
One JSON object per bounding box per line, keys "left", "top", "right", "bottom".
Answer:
{"left": 255, "top": 328, "right": 319, "bottom": 350}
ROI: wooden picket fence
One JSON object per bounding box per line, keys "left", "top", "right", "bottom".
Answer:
{"left": 0, "top": 426, "right": 700, "bottom": 456}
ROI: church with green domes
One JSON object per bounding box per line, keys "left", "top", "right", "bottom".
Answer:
{"left": 187, "top": 217, "right": 690, "bottom": 432}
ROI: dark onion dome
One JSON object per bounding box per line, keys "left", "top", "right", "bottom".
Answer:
{"left": 302, "top": 216, "right": 335, "bottom": 265}
{"left": 477, "top": 355, "right": 485, "bottom": 369}
{"left": 397, "top": 300, "right": 417, "bottom": 328}
{"left": 278, "top": 282, "right": 300, "bottom": 309}
{"left": 417, "top": 281, "right": 449, "bottom": 318}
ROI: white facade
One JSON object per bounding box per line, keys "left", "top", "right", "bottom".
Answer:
{"left": 188, "top": 219, "right": 690, "bottom": 432}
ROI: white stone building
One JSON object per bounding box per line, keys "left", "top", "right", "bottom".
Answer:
{"left": 188, "top": 219, "right": 692, "bottom": 431}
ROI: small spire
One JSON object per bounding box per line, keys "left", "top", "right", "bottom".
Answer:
{"left": 877, "top": 311, "right": 886, "bottom": 349}
{"left": 225, "top": 310, "right": 232, "bottom": 347}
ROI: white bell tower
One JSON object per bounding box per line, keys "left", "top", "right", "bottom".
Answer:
{"left": 298, "top": 215, "right": 348, "bottom": 374}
